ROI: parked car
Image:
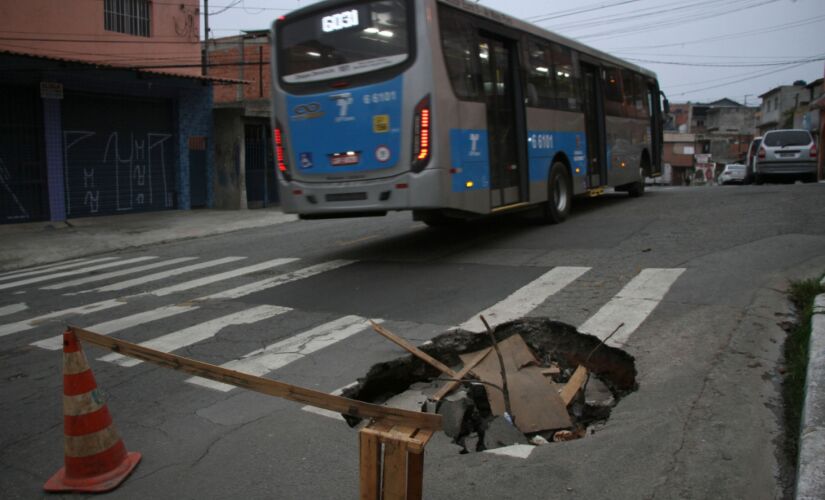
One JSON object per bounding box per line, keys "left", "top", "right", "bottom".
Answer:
{"left": 717, "top": 163, "right": 746, "bottom": 185}
{"left": 753, "top": 129, "right": 818, "bottom": 184}
{"left": 744, "top": 136, "right": 761, "bottom": 184}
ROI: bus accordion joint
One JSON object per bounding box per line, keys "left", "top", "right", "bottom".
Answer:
{"left": 274, "top": 121, "right": 292, "bottom": 181}
{"left": 411, "top": 95, "right": 431, "bottom": 173}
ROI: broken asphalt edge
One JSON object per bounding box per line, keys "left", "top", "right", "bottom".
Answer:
{"left": 795, "top": 294, "right": 825, "bottom": 500}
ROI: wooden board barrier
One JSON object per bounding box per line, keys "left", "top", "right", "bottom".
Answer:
{"left": 70, "top": 326, "right": 442, "bottom": 431}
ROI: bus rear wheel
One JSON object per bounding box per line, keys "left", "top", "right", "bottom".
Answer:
{"left": 541, "top": 162, "right": 571, "bottom": 224}
{"left": 627, "top": 167, "right": 645, "bottom": 198}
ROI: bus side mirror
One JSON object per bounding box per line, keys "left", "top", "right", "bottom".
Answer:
{"left": 663, "top": 98, "right": 670, "bottom": 114}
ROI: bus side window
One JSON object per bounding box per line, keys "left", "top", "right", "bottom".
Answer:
{"left": 603, "top": 67, "right": 623, "bottom": 116}
{"left": 634, "top": 73, "right": 649, "bottom": 119}
{"left": 526, "top": 39, "right": 553, "bottom": 108}
{"left": 551, "top": 44, "right": 579, "bottom": 111}
{"left": 622, "top": 70, "right": 636, "bottom": 118}
{"left": 439, "top": 6, "right": 482, "bottom": 101}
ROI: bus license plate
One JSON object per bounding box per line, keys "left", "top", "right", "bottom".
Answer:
{"left": 330, "top": 153, "right": 360, "bottom": 166}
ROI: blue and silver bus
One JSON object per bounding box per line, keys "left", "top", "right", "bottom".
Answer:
{"left": 271, "top": 0, "right": 666, "bottom": 225}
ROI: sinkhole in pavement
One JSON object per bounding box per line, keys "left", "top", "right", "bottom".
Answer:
{"left": 343, "top": 318, "right": 638, "bottom": 453}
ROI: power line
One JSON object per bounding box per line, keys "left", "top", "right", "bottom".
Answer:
{"left": 573, "top": 0, "right": 779, "bottom": 41}
{"left": 669, "top": 60, "right": 816, "bottom": 97}
{"left": 527, "top": 0, "right": 646, "bottom": 23}
{"left": 606, "top": 14, "right": 825, "bottom": 51}
{"left": 625, "top": 55, "right": 825, "bottom": 68}
{"left": 548, "top": 0, "right": 735, "bottom": 31}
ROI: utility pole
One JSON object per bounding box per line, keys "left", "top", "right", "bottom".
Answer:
{"left": 743, "top": 94, "right": 753, "bottom": 107}
{"left": 202, "top": 0, "right": 209, "bottom": 76}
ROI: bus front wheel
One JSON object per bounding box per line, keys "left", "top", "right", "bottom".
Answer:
{"left": 541, "top": 162, "right": 571, "bottom": 224}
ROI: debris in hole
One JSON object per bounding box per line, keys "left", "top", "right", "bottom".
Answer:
{"left": 343, "top": 318, "right": 637, "bottom": 453}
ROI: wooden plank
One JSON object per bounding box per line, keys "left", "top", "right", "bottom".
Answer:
{"left": 431, "top": 347, "right": 492, "bottom": 402}
{"left": 461, "top": 334, "right": 571, "bottom": 433}
{"left": 359, "top": 430, "right": 382, "bottom": 500}
{"left": 559, "top": 365, "right": 589, "bottom": 406}
{"left": 406, "top": 452, "right": 424, "bottom": 500}
{"left": 541, "top": 366, "right": 561, "bottom": 376}
{"left": 370, "top": 322, "right": 456, "bottom": 376}
{"left": 381, "top": 439, "right": 407, "bottom": 500}
{"left": 71, "top": 326, "right": 442, "bottom": 431}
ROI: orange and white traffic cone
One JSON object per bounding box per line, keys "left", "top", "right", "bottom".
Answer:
{"left": 44, "top": 329, "right": 141, "bottom": 493}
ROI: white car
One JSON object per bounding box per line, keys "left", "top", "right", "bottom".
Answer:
{"left": 718, "top": 163, "right": 746, "bottom": 185}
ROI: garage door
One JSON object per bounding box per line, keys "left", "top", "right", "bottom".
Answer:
{"left": 0, "top": 85, "right": 48, "bottom": 223}
{"left": 62, "top": 93, "right": 176, "bottom": 217}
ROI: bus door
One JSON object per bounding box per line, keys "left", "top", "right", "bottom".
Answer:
{"left": 581, "top": 62, "right": 606, "bottom": 188}
{"left": 647, "top": 81, "right": 664, "bottom": 176}
{"left": 478, "top": 35, "right": 525, "bottom": 208}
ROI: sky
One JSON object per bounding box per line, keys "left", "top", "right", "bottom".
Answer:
{"left": 203, "top": 0, "right": 825, "bottom": 105}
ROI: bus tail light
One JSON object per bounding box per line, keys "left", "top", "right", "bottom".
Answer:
{"left": 411, "top": 95, "right": 431, "bottom": 173}
{"left": 274, "top": 122, "right": 291, "bottom": 181}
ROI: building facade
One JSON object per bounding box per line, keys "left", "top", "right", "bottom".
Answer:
{"left": 207, "top": 31, "right": 278, "bottom": 209}
{"left": 757, "top": 83, "right": 809, "bottom": 135}
{"left": 0, "top": 0, "right": 226, "bottom": 224}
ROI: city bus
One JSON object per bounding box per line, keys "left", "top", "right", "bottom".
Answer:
{"left": 270, "top": 0, "right": 667, "bottom": 225}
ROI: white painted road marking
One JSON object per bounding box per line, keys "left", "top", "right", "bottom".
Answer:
{"left": 578, "top": 268, "right": 686, "bottom": 347}
{"left": 0, "top": 258, "right": 112, "bottom": 281}
{"left": 149, "top": 258, "right": 299, "bottom": 297}
{"left": 99, "top": 305, "right": 291, "bottom": 367}
{"left": 31, "top": 305, "right": 198, "bottom": 350}
{"left": 88, "top": 256, "right": 247, "bottom": 293}
{"left": 195, "top": 260, "right": 355, "bottom": 301}
{"left": 0, "top": 257, "right": 157, "bottom": 291}
{"left": 188, "top": 316, "right": 378, "bottom": 392}
{"left": 301, "top": 382, "right": 359, "bottom": 421}
{"left": 0, "top": 303, "right": 28, "bottom": 317}
{"left": 0, "top": 299, "right": 125, "bottom": 338}
{"left": 43, "top": 257, "right": 198, "bottom": 290}
{"left": 457, "top": 266, "right": 591, "bottom": 332}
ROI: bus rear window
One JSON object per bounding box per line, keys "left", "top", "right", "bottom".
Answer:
{"left": 279, "top": 1, "right": 410, "bottom": 84}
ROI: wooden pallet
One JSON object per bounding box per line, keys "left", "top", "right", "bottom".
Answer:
{"left": 359, "top": 419, "right": 435, "bottom": 500}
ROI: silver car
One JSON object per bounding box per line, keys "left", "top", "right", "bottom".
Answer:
{"left": 718, "top": 163, "right": 746, "bottom": 185}
{"left": 754, "top": 129, "right": 818, "bottom": 184}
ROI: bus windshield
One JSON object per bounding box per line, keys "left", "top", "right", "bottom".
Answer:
{"left": 278, "top": 0, "right": 410, "bottom": 84}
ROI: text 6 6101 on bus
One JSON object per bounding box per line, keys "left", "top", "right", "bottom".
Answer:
{"left": 271, "top": 0, "right": 669, "bottom": 226}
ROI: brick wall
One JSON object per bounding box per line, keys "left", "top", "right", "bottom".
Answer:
{"left": 209, "top": 35, "right": 272, "bottom": 104}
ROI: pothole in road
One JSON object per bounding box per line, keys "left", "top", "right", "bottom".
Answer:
{"left": 342, "top": 318, "right": 638, "bottom": 453}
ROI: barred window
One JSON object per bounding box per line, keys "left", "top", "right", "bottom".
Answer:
{"left": 104, "top": 0, "right": 151, "bottom": 37}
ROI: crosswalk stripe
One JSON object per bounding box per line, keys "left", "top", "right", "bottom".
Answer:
{"left": 98, "top": 305, "right": 291, "bottom": 367}
{"left": 31, "top": 305, "right": 197, "bottom": 350}
{"left": 578, "top": 268, "right": 686, "bottom": 347}
{"left": 0, "top": 299, "right": 125, "bottom": 338}
{"left": 149, "top": 258, "right": 299, "bottom": 297}
{"left": 0, "top": 257, "right": 157, "bottom": 291}
{"left": 0, "top": 303, "right": 28, "bottom": 317}
{"left": 88, "top": 256, "right": 247, "bottom": 293}
{"left": 195, "top": 260, "right": 355, "bottom": 301}
{"left": 42, "top": 257, "right": 199, "bottom": 291}
{"left": 187, "top": 316, "right": 379, "bottom": 392}
{"left": 301, "top": 382, "right": 358, "bottom": 421}
{"left": 456, "top": 266, "right": 591, "bottom": 332}
{"left": 0, "top": 258, "right": 111, "bottom": 281}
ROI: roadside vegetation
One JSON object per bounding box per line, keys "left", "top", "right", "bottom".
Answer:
{"left": 783, "top": 275, "right": 825, "bottom": 462}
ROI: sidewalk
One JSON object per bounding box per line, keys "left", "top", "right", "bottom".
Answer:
{"left": 0, "top": 208, "right": 297, "bottom": 272}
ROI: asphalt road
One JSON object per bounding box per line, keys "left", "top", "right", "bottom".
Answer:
{"left": 2, "top": 184, "right": 825, "bottom": 499}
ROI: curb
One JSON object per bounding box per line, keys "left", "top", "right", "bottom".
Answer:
{"left": 796, "top": 293, "right": 825, "bottom": 499}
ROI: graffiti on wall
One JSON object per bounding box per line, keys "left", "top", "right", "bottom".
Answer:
{"left": 63, "top": 130, "right": 174, "bottom": 217}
